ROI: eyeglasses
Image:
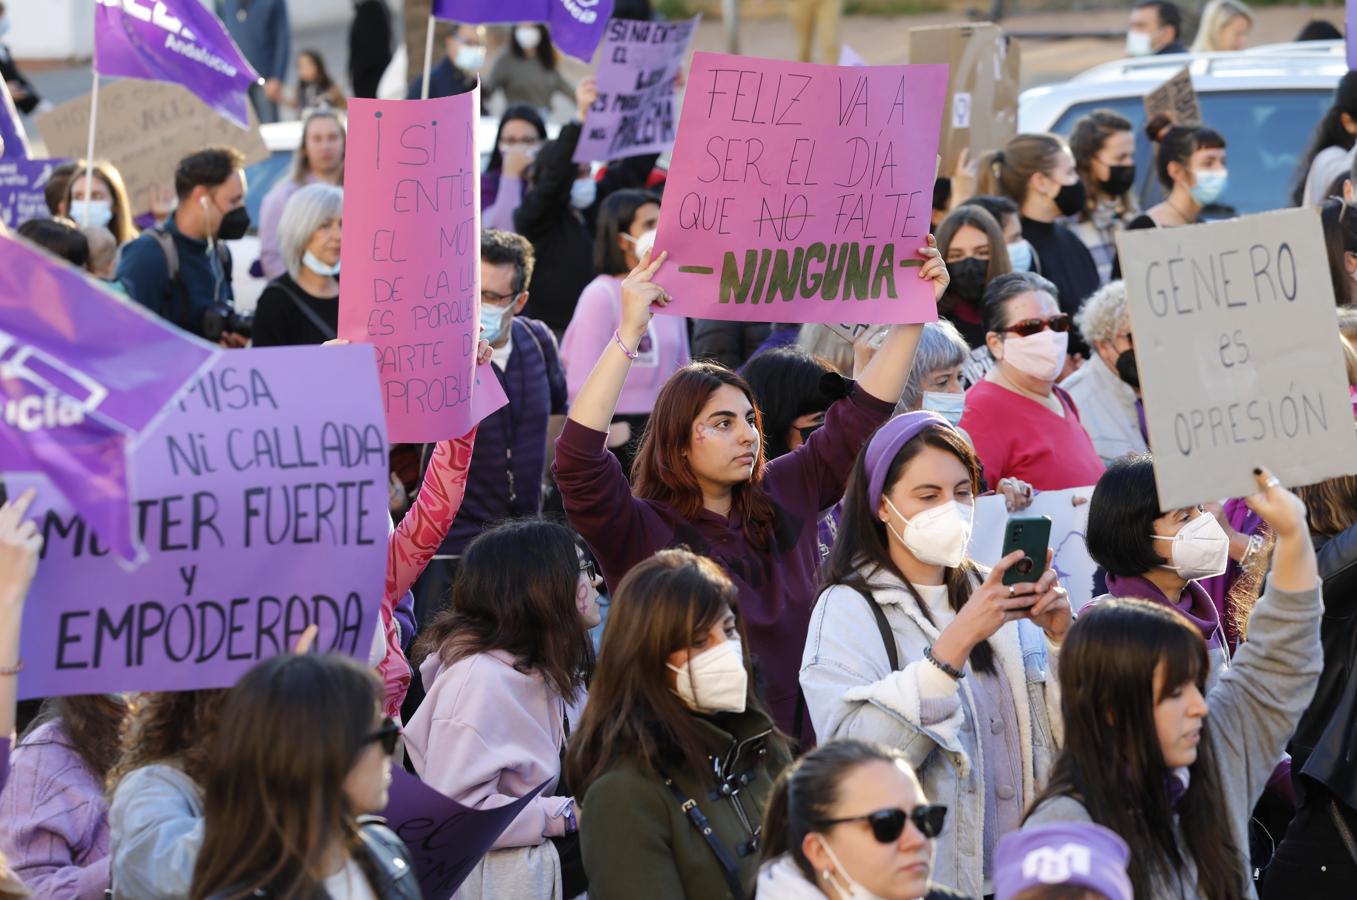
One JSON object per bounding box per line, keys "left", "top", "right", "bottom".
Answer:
{"left": 364, "top": 717, "right": 402, "bottom": 756}
{"left": 481, "top": 289, "right": 519, "bottom": 306}
{"left": 1000, "top": 314, "right": 1071, "bottom": 337}
{"left": 579, "top": 559, "right": 600, "bottom": 584}
{"left": 822, "top": 804, "right": 948, "bottom": 843}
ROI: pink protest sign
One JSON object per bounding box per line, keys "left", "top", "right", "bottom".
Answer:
{"left": 653, "top": 53, "right": 946, "bottom": 325}
{"left": 340, "top": 92, "right": 482, "bottom": 443}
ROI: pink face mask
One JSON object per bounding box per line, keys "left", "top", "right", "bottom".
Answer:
{"left": 1001, "top": 329, "right": 1069, "bottom": 382}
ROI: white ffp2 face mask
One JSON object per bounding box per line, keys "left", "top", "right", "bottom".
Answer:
{"left": 1126, "top": 29, "right": 1153, "bottom": 56}
{"left": 816, "top": 836, "right": 890, "bottom": 900}
{"left": 883, "top": 496, "right": 974, "bottom": 568}
{"left": 667, "top": 639, "right": 748, "bottom": 714}
{"left": 1000, "top": 328, "right": 1069, "bottom": 382}
{"left": 1152, "top": 512, "right": 1230, "bottom": 580}
{"left": 515, "top": 26, "right": 542, "bottom": 50}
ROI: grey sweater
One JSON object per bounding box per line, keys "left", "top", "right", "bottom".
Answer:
{"left": 1026, "top": 583, "right": 1322, "bottom": 899}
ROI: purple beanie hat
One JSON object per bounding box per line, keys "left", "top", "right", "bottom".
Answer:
{"left": 993, "top": 822, "right": 1133, "bottom": 900}
{"left": 863, "top": 410, "right": 954, "bottom": 510}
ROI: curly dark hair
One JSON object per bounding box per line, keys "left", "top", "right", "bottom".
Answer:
{"left": 108, "top": 688, "right": 230, "bottom": 793}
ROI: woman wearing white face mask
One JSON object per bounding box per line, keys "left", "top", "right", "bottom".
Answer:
{"left": 484, "top": 24, "right": 575, "bottom": 115}
{"left": 1126, "top": 120, "right": 1228, "bottom": 230}
{"left": 758, "top": 739, "right": 968, "bottom": 900}
{"left": 957, "top": 273, "right": 1106, "bottom": 491}
{"left": 565, "top": 549, "right": 793, "bottom": 899}
{"left": 801, "top": 412, "right": 1070, "bottom": 898}
{"left": 66, "top": 162, "right": 137, "bottom": 246}
{"left": 253, "top": 183, "right": 342, "bottom": 347}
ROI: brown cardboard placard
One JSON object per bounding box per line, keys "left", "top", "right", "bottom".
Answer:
{"left": 1143, "top": 65, "right": 1201, "bottom": 126}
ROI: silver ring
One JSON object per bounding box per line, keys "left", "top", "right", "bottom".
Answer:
{"left": 1265, "top": 477, "right": 1281, "bottom": 489}
{"left": 1008, "top": 585, "right": 1015, "bottom": 598}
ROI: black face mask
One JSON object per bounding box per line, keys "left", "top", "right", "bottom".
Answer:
{"left": 1099, "top": 165, "right": 1136, "bottom": 197}
{"left": 1054, "top": 180, "right": 1087, "bottom": 217}
{"left": 1115, "top": 348, "right": 1140, "bottom": 389}
{"left": 948, "top": 257, "right": 988, "bottom": 303}
{"left": 216, "top": 206, "right": 251, "bottom": 241}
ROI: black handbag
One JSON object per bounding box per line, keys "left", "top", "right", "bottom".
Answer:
{"left": 550, "top": 708, "right": 588, "bottom": 898}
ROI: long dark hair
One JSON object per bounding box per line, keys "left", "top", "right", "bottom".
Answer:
{"left": 935, "top": 204, "right": 1013, "bottom": 285}
{"left": 740, "top": 349, "right": 842, "bottom": 461}
{"left": 486, "top": 105, "right": 548, "bottom": 173}
{"left": 297, "top": 49, "right": 334, "bottom": 91}
{"left": 594, "top": 188, "right": 659, "bottom": 275}
{"left": 1293, "top": 71, "right": 1357, "bottom": 206}
{"left": 1069, "top": 109, "right": 1137, "bottom": 215}
{"left": 109, "top": 688, "right": 230, "bottom": 792}
{"left": 632, "top": 364, "right": 777, "bottom": 549}
{"left": 565, "top": 549, "right": 787, "bottom": 798}
{"left": 21, "top": 694, "right": 126, "bottom": 781}
{"left": 823, "top": 423, "right": 995, "bottom": 674}
{"left": 189, "top": 654, "right": 387, "bottom": 900}
{"left": 1027, "top": 600, "right": 1245, "bottom": 900}
{"left": 412, "top": 519, "right": 593, "bottom": 702}
{"left": 510, "top": 24, "right": 559, "bottom": 70}
{"left": 761, "top": 739, "right": 912, "bottom": 880}
{"left": 1320, "top": 197, "right": 1357, "bottom": 306}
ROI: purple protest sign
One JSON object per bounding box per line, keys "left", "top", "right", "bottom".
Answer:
{"left": 0, "top": 159, "right": 72, "bottom": 229}
{"left": 16, "top": 345, "right": 390, "bottom": 700}
{"left": 573, "top": 17, "right": 698, "bottom": 165}
{"left": 0, "top": 232, "right": 217, "bottom": 561}
{"left": 94, "top": 0, "right": 262, "bottom": 128}
{"left": 1349, "top": 0, "right": 1357, "bottom": 70}
{"left": 383, "top": 769, "right": 547, "bottom": 900}
{"left": 0, "top": 80, "right": 30, "bottom": 161}
{"left": 434, "top": 0, "right": 615, "bottom": 62}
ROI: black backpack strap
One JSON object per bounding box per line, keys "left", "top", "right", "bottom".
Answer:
{"left": 860, "top": 587, "right": 900, "bottom": 671}
{"left": 663, "top": 776, "right": 746, "bottom": 899}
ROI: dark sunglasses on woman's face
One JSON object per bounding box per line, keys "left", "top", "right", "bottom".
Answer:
{"left": 823, "top": 804, "right": 948, "bottom": 843}
{"left": 1000, "top": 314, "right": 1072, "bottom": 337}
{"left": 365, "top": 717, "right": 401, "bottom": 756}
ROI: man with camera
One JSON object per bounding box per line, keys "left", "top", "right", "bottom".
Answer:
{"left": 118, "top": 147, "right": 253, "bottom": 347}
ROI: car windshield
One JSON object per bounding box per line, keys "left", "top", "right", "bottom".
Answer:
{"left": 1051, "top": 89, "right": 1332, "bottom": 217}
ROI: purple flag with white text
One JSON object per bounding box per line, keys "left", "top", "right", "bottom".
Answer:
{"left": 433, "top": 0, "right": 614, "bottom": 62}
{"left": 0, "top": 232, "right": 218, "bottom": 562}
{"left": 0, "top": 80, "right": 30, "bottom": 160}
{"left": 93, "top": 0, "right": 261, "bottom": 128}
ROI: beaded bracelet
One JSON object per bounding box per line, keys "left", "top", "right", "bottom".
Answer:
{"left": 613, "top": 330, "right": 639, "bottom": 360}
{"left": 923, "top": 646, "right": 964, "bottom": 680}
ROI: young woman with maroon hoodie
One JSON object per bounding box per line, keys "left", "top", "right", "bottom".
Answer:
{"left": 553, "top": 246, "right": 949, "bottom": 736}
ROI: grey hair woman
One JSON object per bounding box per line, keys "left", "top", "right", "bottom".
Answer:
{"left": 1062, "top": 280, "right": 1147, "bottom": 464}
{"left": 899, "top": 321, "right": 970, "bottom": 417}
{"left": 251, "top": 183, "right": 343, "bottom": 347}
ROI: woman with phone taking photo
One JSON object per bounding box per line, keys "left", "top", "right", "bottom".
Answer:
{"left": 800, "top": 411, "right": 1070, "bottom": 898}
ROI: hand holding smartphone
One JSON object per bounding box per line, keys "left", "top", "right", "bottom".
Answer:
{"left": 1000, "top": 515, "right": 1052, "bottom": 590}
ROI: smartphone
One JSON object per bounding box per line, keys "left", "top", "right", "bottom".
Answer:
{"left": 1000, "top": 515, "right": 1052, "bottom": 587}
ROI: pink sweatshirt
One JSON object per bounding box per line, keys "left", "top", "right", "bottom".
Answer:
{"left": 404, "top": 649, "right": 584, "bottom": 849}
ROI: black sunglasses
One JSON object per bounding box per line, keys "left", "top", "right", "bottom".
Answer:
{"left": 365, "top": 717, "right": 401, "bottom": 756}
{"left": 1000, "top": 314, "right": 1071, "bottom": 337}
{"left": 822, "top": 804, "right": 948, "bottom": 843}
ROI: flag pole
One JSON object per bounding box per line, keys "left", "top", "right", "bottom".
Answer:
{"left": 81, "top": 69, "right": 100, "bottom": 227}
{"left": 421, "top": 13, "right": 436, "bottom": 100}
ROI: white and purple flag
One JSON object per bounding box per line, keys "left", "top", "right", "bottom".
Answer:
{"left": 433, "top": 0, "right": 614, "bottom": 62}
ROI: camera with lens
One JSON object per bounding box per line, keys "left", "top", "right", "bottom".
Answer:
{"left": 201, "top": 303, "right": 254, "bottom": 342}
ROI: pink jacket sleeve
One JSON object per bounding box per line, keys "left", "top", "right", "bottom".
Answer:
{"left": 377, "top": 429, "right": 477, "bottom": 716}
{"left": 559, "top": 278, "right": 619, "bottom": 405}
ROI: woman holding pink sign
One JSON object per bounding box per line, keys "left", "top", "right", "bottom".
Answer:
{"left": 553, "top": 241, "right": 950, "bottom": 738}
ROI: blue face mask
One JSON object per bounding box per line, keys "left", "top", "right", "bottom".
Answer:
{"left": 922, "top": 391, "right": 966, "bottom": 427}
{"left": 480, "top": 302, "right": 511, "bottom": 343}
{"left": 1189, "top": 169, "right": 1228, "bottom": 206}
{"left": 1007, "top": 240, "right": 1034, "bottom": 273}
{"left": 302, "top": 250, "right": 340, "bottom": 277}
{"left": 0, "top": 19, "right": 9, "bottom": 38}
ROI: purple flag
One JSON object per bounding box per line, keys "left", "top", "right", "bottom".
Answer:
{"left": 93, "top": 0, "right": 261, "bottom": 128}
{"left": 0, "top": 158, "right": 72, "bottom": 229}
{"left": 15, "top": 345, "right": 390, "bottom": 700}
{"left": 0, "top": 80, "right": 30, "bottom": 161}
{"left": 1349, "top": 0, "right": 1357, "bottom": 70}
{"left": 383, "top": 769, "right": 548, "bottom": 900}
{"left": 0, "top": 232, "right": 217, "bottom": 563}
{"left": 433, "top": 0, "right": 615, "bottom": 62}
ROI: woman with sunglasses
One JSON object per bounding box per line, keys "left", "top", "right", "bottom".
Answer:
{"left": 958, "top": 272, "right": 1106, "bottom": 491}
{"left": 405, "top": 520, "right": 599, "bottom": 899}
{"left": 801, "top": 412, "right": 1068, "bottom": 899}
{"left": 1026, "top": 468, "right": 1321, "bottom": 900}
{"left": 189, "top": 653, "right": 416, "bottom": 899}
{"left": 759, "top": 739, "right": 966, "bottom": 900}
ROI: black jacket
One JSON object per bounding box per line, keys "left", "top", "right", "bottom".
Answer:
{"left": 348, "top": 0, "right": 393, "bottom": 100}
{"left": 0, "top": 44, "right": 38, "bottom": 115}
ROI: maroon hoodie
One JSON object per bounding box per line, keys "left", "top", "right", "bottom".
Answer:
{"left": 553, "top": 386, "right": 893, "bottom": 738}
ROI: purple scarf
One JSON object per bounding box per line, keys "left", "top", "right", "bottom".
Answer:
{"left": 1104, "top": 572, "right": 1223, "bottom": 649}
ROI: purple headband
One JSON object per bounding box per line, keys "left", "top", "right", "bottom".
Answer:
{"left": 992, "top": 823, "right": 1133, "bottom": 900}
{"left": 864, "top": 411, "right": 954, "bottom": 510}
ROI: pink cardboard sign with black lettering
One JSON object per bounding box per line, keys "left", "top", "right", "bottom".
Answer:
{"left": 1117, "top": 208, "right": 1357, "bottom": 510}
{"left": 15, "top": 346, "right": 391, "bottom": 699}
{"left": 651, "top": 51, "right": 946, "bottom": 324}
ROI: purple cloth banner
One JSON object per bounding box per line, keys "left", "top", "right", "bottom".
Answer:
{"left": 15, "top": 345, "right": 390, "bottom": 700}
{"left": 1349, "top": 0, "right": 1357, "bottom": 69}
{"left": 383, "top": 769, "right": 548, "bottom": 900}
{"left": 0, "top": 159, "right": 72, "bottom": 229}
{"left": 93, "top": 0, "right": 262, "bottom": 128}
{"left": 573, "top": 16, "right": 698, "bottom": 165}
{"left": 0, "top": 80, "right": 29, "bottom": 161}
{"left": 433, "top": 0, "right": 615, "bottom": 62}
{"left": 0, "top": 232, "right": 217, "bottom": 562}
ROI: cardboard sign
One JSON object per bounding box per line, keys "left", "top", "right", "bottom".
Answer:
{"left": 653, "top": 52, "right": 946, "bottom": 325}
{"left": 907, "top": 24, "right": 1019, "bottom": 175}
{"left": 16, "top": 346, "right": 391, "bottom": 699}
{"left": 36, "top": 79, "right": 267, "bottom": 219}
{"left": 339, "top": 92, "right": 486, "bottom": 444}
{"left": 1117, "top": 208, "right": 1357, "bottom": 510}
{"left": 574, "top": 16, "right": 699, "bottom": 165}
{"left": 0, "top": 159, "right": 72, "bottom": 229}
{"left": 1143, "top": 66, "right": 1201, "bottom": 126}
{"left": 383, "top": 769, "right": 547, "bottom": 900}
{"left": 968, "top": 487, "right": 1098, "bottom": 610}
